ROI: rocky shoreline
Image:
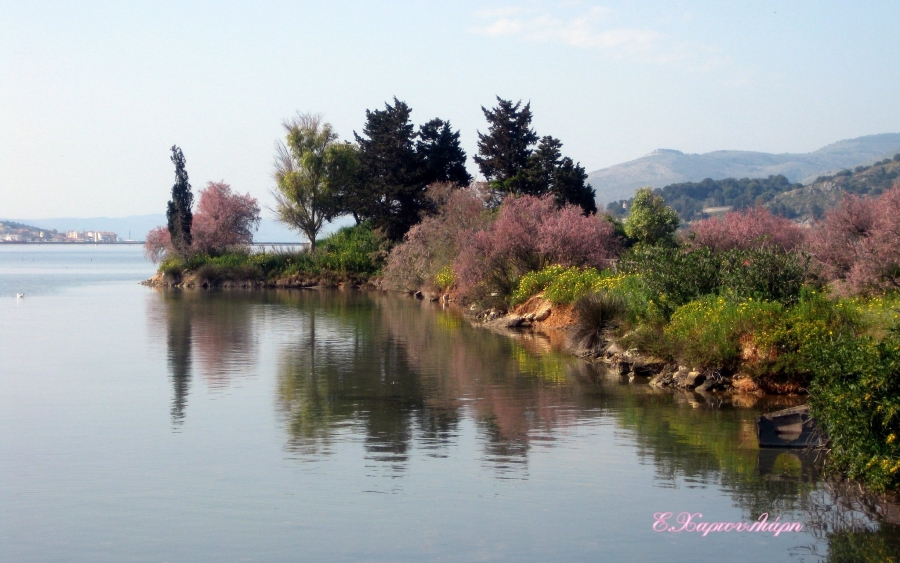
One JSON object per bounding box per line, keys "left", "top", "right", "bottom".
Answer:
{"left": 465, "top": 296, "right": 773, "bottom": 396}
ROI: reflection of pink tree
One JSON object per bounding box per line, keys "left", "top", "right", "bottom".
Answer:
{"left": 376, "top": 296, "right": 583, "bottom": 457}
{"left": 687, "top": 207, "right": 805, "bottom": 252}
{"left": 192, "top": 297, "right": 258, "bottom": 390}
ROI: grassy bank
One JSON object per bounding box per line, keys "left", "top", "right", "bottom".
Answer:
{"left": 155, "top": 225, "right": 387, "bottom": 287}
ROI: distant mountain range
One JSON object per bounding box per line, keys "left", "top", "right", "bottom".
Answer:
{"left": 587, "top": 133, "right": 900, "bottom": 204}
{"left": 0, "top": 215, "right": 355, "bottom": 243}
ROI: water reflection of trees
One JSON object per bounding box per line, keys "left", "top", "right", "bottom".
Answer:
{"left": 149, "top": 288, "right": 900, "bottom": 560}
{"left": 275, "top": 292, "right": 465, "bottom": 470}
{"left": 150, "top": 289, "right": 261, "bottom": 425}
{"left": 275, "top": 291, "right": 589, "bottom": 474}
{"left": 164, "top": 291, "right": 192, "bottom": 424}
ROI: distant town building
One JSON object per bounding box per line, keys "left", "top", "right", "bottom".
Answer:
{"left": 0, "top": 222, "right": 120, "bottom": 243}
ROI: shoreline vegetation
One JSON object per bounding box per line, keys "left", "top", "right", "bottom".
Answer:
{"left": 146, "top": 99, "right": 900, "bottom": 492}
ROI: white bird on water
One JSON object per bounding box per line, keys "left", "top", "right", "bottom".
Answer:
{"left": 16, "top": 293, "right": 24, "bottom": 299}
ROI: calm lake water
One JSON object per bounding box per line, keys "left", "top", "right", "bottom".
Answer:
{"left": 2, "top": 245, "right": 899, "bottom": 562}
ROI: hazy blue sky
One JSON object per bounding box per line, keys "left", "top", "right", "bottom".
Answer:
{"left": 2, "top": 1, "right": 899, "bottom": 219}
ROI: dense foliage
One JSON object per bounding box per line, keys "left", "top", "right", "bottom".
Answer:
{"left": 623, "top": 187, "right": 680, "bottom": 247}
{"left": 475, "top": 97, "right": 596, "bottom": 213}
{"left": 192, "top": 182, "right": 261, "bottom": 254}
{"left": 807, "top": 183, "right": 900, "bottom": 294}
{"left": 351, "top": 99, "right": 470, "bottom": 241}
{"left": 808, "top": 326, "right": 900, "bottom": 492}
{"left": 382, "top": 185, "right": 489, "bottom": 291}
{"left": 453, "top": 195, "right": 621, "bottom": 302}
{"left": 158, "top": 224, "right": 386, "bottom": 283}
{"left": 272, "top": 113, "right": 358, "bottom": 251}
{"left": 147, "top": 181, "right": 260, "bottom": 262}
{"left": 686, "top": 207, "right": 805, "bottom": 252}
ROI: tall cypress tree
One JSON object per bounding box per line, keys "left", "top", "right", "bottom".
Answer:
{"left": 167, "top": 145, "right": 193, "bottom": 255}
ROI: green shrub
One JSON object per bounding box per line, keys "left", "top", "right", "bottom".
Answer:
{"left": 718, "top": 248, "right": 809, "bottom": 305}
{"left": 160, "top": 256, "right": 185, "bottom": 283}
{"left": 663, "top": 295, "right": 783, "bottom": 369}
{"left": 625, "top": 246, "right": 810, "bottom": 317}
{"left": 312, "top": 225, "right": 387, "bottom": 275}
{"left": 156, "top": 225, "right": 387, "bottom": 281}
{"left": 195, "top": 262, "right": 263, "bottom": 285}
{"left": 543, "top": 267, "right": 606, "bottom": 304}
{"left": 624, "top": 246, "right": 720, "bottom": 316}
{"left": 511, "top": 264, "right": 633, "bottom": 305}
{"left": 807, "top": 326, "right": 900, "bottom": 492}
{"left": 511, "top": 265, "right": 568, "bottom": 304}
{"left": 747, "top": 288, "right": 861, "bottom": 384}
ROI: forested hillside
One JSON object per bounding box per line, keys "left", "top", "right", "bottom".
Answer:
{"left": 606, "top": 153, "right": 900, "bottom": 222}
{"left": 605, "top": 175, "right": 801, "bottom": 220}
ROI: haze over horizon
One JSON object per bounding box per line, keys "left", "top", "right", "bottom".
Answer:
{"left": 3, "top": 1, "right": 899, "bottom": 219}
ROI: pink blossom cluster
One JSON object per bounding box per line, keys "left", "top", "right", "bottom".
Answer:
{"left": 454, "top": 195, "right": 622, "bottom": 300}
{"left": 144, "top": 181, "right": 261, "bottom": 262}
{"left": 687, "top": 207, "right": 805, "bottom": 252}
{"left": 382, "top": 186, "right": 489, "bottom": 291}
{"left": 807, "top": 181, "right": 900, "bottom": 294}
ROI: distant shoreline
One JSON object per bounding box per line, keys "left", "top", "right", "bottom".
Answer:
{"left": 0, "top": 241, "right": 146, "bottom": 245}
{"left": 0, "top": 241, "right": 308, "bottom": 245}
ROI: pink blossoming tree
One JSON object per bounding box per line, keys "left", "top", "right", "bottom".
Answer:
{"left": 687, "top": 207, "right": 806, "bottom": 253}
{"left": 454, "top": 195, "right": 622, "bottom": 301}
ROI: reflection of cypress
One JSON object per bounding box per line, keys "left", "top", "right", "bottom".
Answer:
{"left": 166, "top": 292, "right": 193, "bottom": 425}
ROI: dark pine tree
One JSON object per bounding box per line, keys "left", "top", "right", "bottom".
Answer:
{"left": 525, "top": 136, "right": 597, "bottom": 214}
{"left": 166, "top": 145, "right": 193, "bottom": 255}
{"left": 416, "top": 118, "right": 472, "bottom": 187}
{"left": 474, "top": 97, "right": 538, "bottom": 196}
{"left": 525, "top": 136, "right": 564, "bottom": 196}
{"left": 552, "top": 157, "right": 596, "bottom": 214}
{"left": 353, "top": 98, "right": 424, "bottom": 241}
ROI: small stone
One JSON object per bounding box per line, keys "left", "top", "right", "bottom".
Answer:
{"left": 649, "top": 372, "right": 670, "bottom": 387}
{"left": 682, "top": 371, "right": 706, "bottom": 389}
{"left": 505, "top": 315, "right": 529, "bottom": 328}
{"left": 533, "top": 307, "right": 551, "bottom": 322}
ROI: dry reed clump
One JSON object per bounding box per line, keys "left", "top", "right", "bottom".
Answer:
{"left": 568, "top": 291, "right": 626, "bottom": 355}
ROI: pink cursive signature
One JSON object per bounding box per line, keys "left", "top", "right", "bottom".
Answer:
{"left": 652, "top": 512, "right": 803, "bottom": 537}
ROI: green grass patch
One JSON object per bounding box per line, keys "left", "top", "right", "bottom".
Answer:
{"left": 157, "top": 224, "right": 387, "bottom": 283}
{"left": 663, "top": 295, "right": 784, "bottom": 369}
{"left": 511, "top": 265, "right": 637, "bottom": 305}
